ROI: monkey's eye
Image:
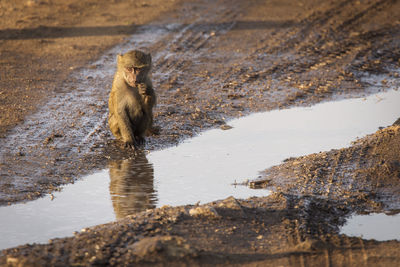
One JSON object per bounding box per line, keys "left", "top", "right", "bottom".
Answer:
{"left": 126, "top": 67, "right": 134, "bottom": 72}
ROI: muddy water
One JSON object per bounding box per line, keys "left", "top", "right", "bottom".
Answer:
{"left": 1, "top": 89, "right": 400, "bottom": 250}
{"left": 341, "top": 213, "right": 400, "bottom": 241}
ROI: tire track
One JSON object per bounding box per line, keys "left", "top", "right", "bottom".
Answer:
{"left": 0, "top": 0, "right": 244, "bottom": 204}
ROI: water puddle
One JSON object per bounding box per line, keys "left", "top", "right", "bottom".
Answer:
{"left": 0, "top": 172, "right": 114, "bottom": 249}
{"left": 340, "top": 213, "right": 400, "bottom": 241}
{"left": 1, "top": 89, "right": 400, "bottom": 250}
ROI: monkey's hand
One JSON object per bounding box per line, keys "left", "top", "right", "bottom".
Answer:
{"left": 137, "top": 83, "right": 149, "bottom": 95}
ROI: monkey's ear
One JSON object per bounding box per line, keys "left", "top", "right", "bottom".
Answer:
{"left": 117, "top": 54, "right": 122, "bottom": 63}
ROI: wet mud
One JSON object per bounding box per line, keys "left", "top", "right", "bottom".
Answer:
{"left": 2, "top": 0, "right": 400, "bottom": 205}
{"left": 1, "top": 0, "right": 400, "bottom": 265}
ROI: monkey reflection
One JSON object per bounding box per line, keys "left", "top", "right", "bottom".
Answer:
{"left": 108, "top": 152, "right": 157, "bottom": 219}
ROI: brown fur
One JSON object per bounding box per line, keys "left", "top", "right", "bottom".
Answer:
{"left": 108, "top": 50, "right": 156, "bottom": 149}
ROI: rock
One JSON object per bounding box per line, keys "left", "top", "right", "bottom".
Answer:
{"left": 189, "top": 206, "right": 220, "bottom": 218}
{"left": 129, "top": 235, "right": 197, "bottom": 262}
{"left": 217, "top": 197, "right": 247, "bottom": 218}
{"left": 218, "top": 196, "right": 242, "bottom": 209}
{"left": 220, "top": 124, "right": 233, "bottom": 130}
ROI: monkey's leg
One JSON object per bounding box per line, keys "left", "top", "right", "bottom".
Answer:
{"left": 116, "top": 110, "right": 139, "bottom": 150}
{"left": 134, "top": 112, "right": 151, "bottom": 146}
{"left": 135, "top": 136, "right": 146, "bottom": 146}
{"left": 108, "top": 114, "right": 122, "bottom": 139}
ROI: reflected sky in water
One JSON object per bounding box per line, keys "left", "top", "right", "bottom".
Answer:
{"left": 341, "top": 213, "right": 400, "bottom": 241}
{"left": 148, "top": 89, "right": 400, "bottom": 206}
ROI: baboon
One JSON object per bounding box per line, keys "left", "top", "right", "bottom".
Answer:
{"left": 108, "top": 155, "right": 156, "bottom": 219}
{"left": 108, "top": 50, "right": 156, "bottom": 150}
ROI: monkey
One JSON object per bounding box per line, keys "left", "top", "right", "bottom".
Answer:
{"left": 108, "top": 154, "right": 156, "bottom": 219}
{"left": 108, "top": 50, "right": 156, "bottom": 150}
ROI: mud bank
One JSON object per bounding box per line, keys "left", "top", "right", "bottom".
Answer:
{"left": 1, "top": 123, "right": 400, "bottom": 266}
{"left": 252, "top": 124, "right": 400, "bottom": 213}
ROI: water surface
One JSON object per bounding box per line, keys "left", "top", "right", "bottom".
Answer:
{"left": 1, "top": 89, "right": 400, "bottom": 250}
{"left": 340, "top": 213, "right": 400, "bottom": 241}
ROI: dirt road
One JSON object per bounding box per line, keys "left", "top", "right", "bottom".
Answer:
{"left": 2, "top": 0, "right": 399, "bottom": 205}
{"left": 1, "top": 0, "right": 400, "bottom": 265}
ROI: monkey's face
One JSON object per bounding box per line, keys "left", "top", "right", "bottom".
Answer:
{"left": 123, "top": 66, "right": 149, "bottom": 87}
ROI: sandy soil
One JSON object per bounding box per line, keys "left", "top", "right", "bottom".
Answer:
{"left": 0, "top": 0, "right": 181, "bottom": 137}
{"left": 1, "top": 0, "right": 400, "bottom": 265}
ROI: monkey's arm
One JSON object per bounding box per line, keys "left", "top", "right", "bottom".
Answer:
{"left": 138, "top": 83, "right": 156, "bottom": 117}
{"left": 138, "top": 83, "right": 156, "bottom": 106}
{"left": 143, "top": 90, "right": 159, "bottom": 135}
{"left": 143, "top": 93, "right": 156, "bottom": 109}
